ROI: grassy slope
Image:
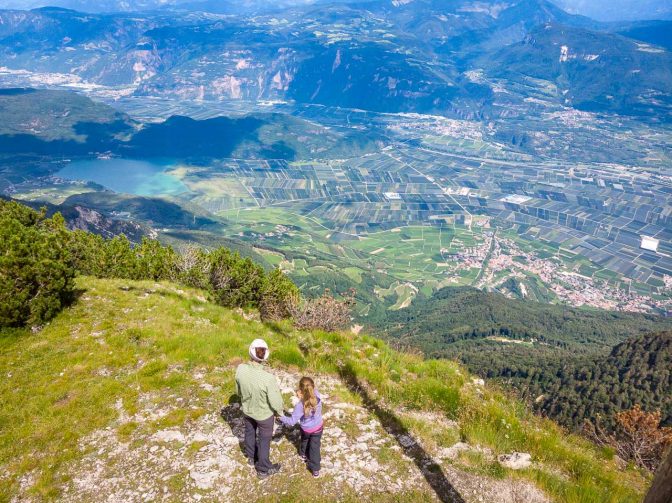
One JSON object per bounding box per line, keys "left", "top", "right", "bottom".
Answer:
{"left": 0, "top": 277, "right": 649, "bottom": 502}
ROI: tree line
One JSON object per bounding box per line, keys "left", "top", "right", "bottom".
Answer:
{"left": 0, "top": 199, "right": 351, "bottom": 330}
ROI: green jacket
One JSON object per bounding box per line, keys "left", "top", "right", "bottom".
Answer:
{"left": 235, "top": 361, "right": 284, "bottom": 421}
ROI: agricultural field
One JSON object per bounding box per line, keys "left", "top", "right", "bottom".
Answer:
{"left": 3, "top": 93, "right": 671, "bottom": 317}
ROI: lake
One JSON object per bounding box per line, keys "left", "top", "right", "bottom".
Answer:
{"left": 57, "top": 158, "right": 188, "bottom": 197}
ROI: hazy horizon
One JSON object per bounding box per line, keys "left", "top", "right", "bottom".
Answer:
{"left": 0, "top": 0, "right": 671, "bottom": 22}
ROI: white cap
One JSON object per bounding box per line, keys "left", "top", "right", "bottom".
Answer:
{"left": 249, "top": 338, "right": 269, "bottom": 362}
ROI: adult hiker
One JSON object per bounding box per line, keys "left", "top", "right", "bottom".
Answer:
{"left": 235, "top": 338, "right": 284, "bottom": 479}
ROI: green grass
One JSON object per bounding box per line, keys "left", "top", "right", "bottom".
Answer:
{"left": 217, "top": 207, "right": 487, "bottom": 290}
{"left": 0, "top": 277, "right": 650, "bottom": 502}
{"left": 195, "top": 207, "right": 669, "bottom": 322}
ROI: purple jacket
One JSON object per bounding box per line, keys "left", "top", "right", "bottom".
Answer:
{"left": 280, "top": 389, "right": 323, "bottom": 433}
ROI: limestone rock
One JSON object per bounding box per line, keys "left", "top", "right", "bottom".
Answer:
{"left": 498, "top": 452, "right": 532, "bottom": 470}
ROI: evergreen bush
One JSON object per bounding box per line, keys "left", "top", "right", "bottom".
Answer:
{"left": 208, "top": 248, "right": 265, "bottom": 308}
{"left": 0, "top": 200, "right": 75, "bottom": 327}
{"left": 1, "top": 199, "right": 302, "bottom": 328}
{"left": 259, "top": 268, "right": 300, "bottom": 322}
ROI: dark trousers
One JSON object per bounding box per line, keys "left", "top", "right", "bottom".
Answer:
{"left": 300, "top": 428, "right": 322, "bottom": 472}
{"left": 243, "top": 414, "right": 274, "bottom": 473}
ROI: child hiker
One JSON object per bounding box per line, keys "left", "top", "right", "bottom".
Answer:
{"left": 279, "top": 376, "right": 323, "bottom": 477}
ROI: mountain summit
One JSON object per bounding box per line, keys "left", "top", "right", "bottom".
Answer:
{"left": 0, "top": 276, "right": 652, "bottom": 502}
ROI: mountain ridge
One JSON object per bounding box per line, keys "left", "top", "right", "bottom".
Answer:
{"left": 0, "top": 88, "right": 384, "bottom": 159}
{"left": 0, "top": 0, "right": 670, "bottom": 119}
{"left": 0, "top": 275, "right": 651, "bottom": 502}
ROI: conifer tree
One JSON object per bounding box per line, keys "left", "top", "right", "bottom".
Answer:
{"left": 0, "top": 200, "right": 75, "bottom": 327}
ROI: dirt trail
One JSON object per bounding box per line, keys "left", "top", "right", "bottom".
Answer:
{"left": 50, "top": 367, "right": 548, "bottom": 503}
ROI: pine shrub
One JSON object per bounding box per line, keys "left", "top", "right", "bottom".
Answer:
{"left": 1, "top": 199, "right": 301, "bottom": 328}
{"left": 0, "top": 200, "right": 75, "bottom": 328}
{"left": 208, "top": 248, "right": 265, "bottom": 308}
{"left": 259, "top": 268, "right": 300, "bottom": 322}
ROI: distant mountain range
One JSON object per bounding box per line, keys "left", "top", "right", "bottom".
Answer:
{"left": 2, "top": 0, "right": 671, "bottom": 22}
{"left": 553, "top": 0, "right": 672, "bottom": 22}
{"left": 485, "top": 23, "right": 672, "bottom": 118}
{"left": 0, "top": 1, "right": 670, "bottom": 120}
{"left": 0, "top": 1, "right": 333, "bottom": 15}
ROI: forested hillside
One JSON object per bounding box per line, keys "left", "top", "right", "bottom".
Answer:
{"left": 534, "top": 332, "right": 672, "bottom": 430}
{"left": 381, "top": 286, "right": 672, "bottom": 353}
{"left": 379, "top": 286, "right": 672, "bottom": 433}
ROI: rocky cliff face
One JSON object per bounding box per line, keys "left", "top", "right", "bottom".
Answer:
{"left": 1, "top": 1, "right": 670, "bottom": 119}
{"left": 1, "top": 195, "right": 149, "bottom": 241}
{"left": 65, "top": 204, "right": 149, "bottom": 240}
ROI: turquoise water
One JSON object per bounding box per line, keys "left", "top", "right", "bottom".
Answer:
{"left": 57, "top": 158, "right": 188, "bottom": 197}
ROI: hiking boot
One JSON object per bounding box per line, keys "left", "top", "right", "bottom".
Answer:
{"left": 257, "top": 464, "right": 281, "bottom": 479}
{"left": 312, "top": 470, "right": 320, "bottom": 478}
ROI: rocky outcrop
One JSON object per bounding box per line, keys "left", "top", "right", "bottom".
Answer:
{"left": 498, "top": 452, "right": 532, "bottom": 470}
